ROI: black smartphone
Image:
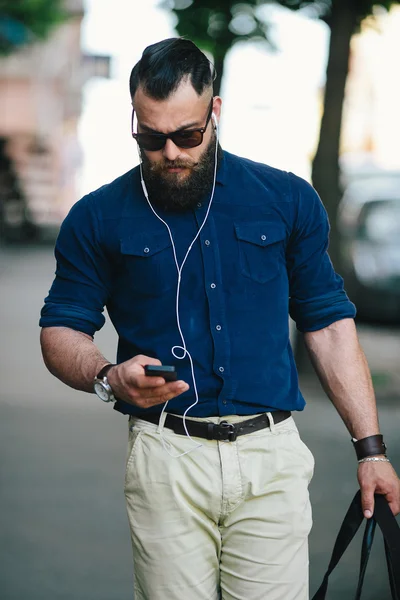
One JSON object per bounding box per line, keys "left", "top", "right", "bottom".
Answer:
{"left": 144, "top": 365, "right": 178, "bottom": 382}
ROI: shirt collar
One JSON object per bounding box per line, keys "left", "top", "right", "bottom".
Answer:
{"left": 216, "top": 148, "right": 227, "bottom": 186}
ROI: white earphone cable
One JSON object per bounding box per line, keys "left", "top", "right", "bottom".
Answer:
{"left": 138, "top": 113, "right": 219, "bottom": 457}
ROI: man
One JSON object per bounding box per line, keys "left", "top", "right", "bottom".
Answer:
{"left": 40, "top": 38, "right": 400, "bottom": 600}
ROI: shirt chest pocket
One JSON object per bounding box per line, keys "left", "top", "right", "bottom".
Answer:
{"left": 120, "top": 232, "right": 175, "bottom": 297}
{"left": 234, "top": 221, "right": 287, "bottom": 284}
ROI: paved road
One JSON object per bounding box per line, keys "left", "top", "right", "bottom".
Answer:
{"left": 1, "top": 245, "right": 399, "bottom": 600}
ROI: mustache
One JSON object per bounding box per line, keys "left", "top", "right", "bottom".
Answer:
{"left": 150, "top": 159, "right": 198, "bottom": 172}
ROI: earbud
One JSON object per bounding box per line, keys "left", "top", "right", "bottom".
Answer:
{"left": 212, "top": 112, "right": 218, "bottom": 130}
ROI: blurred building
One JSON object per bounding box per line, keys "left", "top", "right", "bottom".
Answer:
{"left": 0, "top": 0, "right": 110, "bottom": 242}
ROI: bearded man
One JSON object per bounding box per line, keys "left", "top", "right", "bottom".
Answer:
{"left": 40, "top": 38, "right": 400, "bottom": 600}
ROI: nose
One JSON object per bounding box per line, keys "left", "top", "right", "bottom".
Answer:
{"left": 162, "top": 138, "right": 181, "bottom": 162}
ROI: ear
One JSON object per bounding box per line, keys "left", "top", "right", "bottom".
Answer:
{"left": 211, "top": 96, "right": 222, "bottom": 129}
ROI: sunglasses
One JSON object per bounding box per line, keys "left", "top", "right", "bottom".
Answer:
{"left": 131, "top": 100, "right": 213, "bottom": 152}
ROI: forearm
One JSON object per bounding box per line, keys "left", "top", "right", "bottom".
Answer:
{"left": 303, "top": 318, "right": 380, "bottom": 440}
{"left": 40, "top": 326, "right": 110, "bottom": 393}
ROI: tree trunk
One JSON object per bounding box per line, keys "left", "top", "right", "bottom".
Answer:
{"left": 212, "top": 53, "right": 225, "bottom": 97}
{"left": 296, "top": 0, "right": 358, "bottom": 373}
{"left": 311, "top": 0, "right": 358, "bottom": 273}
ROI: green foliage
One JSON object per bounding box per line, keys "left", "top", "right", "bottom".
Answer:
{"left": 0, "top": 0, "right": 67, "bottom": 56}
{"left": 163, "top": 1, "right": 398, "bottom": 59}
{"left": 161, "top": 0, "right": 275, "bottom": 61}
{"left": 274, "top": 1, "right": 397, "bottom": 27}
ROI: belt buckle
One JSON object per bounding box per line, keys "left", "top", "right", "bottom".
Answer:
{"left": 219, "top": 421, "right": 237, "bottom": 442}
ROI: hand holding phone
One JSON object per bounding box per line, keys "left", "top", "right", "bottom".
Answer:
{"left": 144, "top": 364, "right": 178, "bottom": 382}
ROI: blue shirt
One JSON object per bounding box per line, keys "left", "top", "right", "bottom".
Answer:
{"left": 40, "top": 151, "right": 356, "bottom": 417}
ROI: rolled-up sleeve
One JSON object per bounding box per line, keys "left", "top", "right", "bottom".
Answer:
{"left": 39, "top": 194, "right": 111, "bottom": 336}
{"left": 287, "top": 173, "right": 356, "bottom": 332}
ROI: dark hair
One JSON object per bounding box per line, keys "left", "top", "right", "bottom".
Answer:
{"left": 129, "top": 38, "right": 215, "bottom": 101}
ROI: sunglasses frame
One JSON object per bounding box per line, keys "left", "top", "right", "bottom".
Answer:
{"left": 131, "top": 99, "right": 214, "bottom": 151}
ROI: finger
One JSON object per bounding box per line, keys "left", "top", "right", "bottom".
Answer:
{"left": 131, "top": 380, "right": 188, "bottom": 400}
{"left": 387, "top": 500, "right": 400, "bottom": 516}
{"left": 134, "top": 381, "right": 190, "bottom": 408}
{"left": 361, "top": 488, "right": 375, "bottom": 519}
{"left": 384, "top": 489, "right": 400, "bottom": 516}
{"left": 135, "top": 376, "right": 188, "bottom": 390}
{"left": 135, "top": 375, "right": 166, "bottom": 388}
{"left": 135, "top": 355, "right": 162, "bottom": 367}
{"left": 142, "top": 380, "right": 189, "bottom": 399}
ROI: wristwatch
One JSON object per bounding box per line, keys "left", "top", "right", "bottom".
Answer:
{"left": 94, "top": 364, "right": 116, "bottom": 403}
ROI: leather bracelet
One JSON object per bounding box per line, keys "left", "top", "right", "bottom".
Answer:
{"left": 352, "top": 434, "right": 387, "bottom": 460}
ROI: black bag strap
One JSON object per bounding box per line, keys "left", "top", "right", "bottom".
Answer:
{"left": 373, "top": 494, "right": 400, "bottom": 600}
{"left": 354, "top": 517, "right": 376, "bottom": 600}
{"left": 312, "top": 491, "right": 364, "bottom": 599}
{"left": 312, "top": 491, "right": 400, "bottom": 600}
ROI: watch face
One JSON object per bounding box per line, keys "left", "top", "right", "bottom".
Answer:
{"left": 94, "top": 381, "right": 111, "bottom": 402}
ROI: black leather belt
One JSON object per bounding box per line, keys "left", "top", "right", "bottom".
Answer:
{"left": 136, "top": 410, "right": 291, "bottom": 442}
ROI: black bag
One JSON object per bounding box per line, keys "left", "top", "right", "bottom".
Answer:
{"left": 312, "top": 491, "right": 400, "bottom": 600}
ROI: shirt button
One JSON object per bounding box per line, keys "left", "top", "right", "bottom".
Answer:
{"left": 205, "top": 240, "right": 210, "bottom": 246}
{"left": 222, "top": 400, "right": 227, "bottom": 405}
{"left": 210, "top": 283, "right": 216, "bottom": 289}
{"left": 216, "top": 325, "right": 222, "bottom": 331}
{"left": 219, "top": 366, "right": 224, "bottom": 373}
{"left": 261, "top": 235, "right": 266, "bottom": 241}
{"left": 197, "top": 202, "right": 202, "bottom": 208}
{"left": 144, "top": 247, "right": 150, "bottom": 253}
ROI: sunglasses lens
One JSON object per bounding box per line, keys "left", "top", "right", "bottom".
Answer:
{"left": 133, "top": 130, "right": 203, "bottom": 151}
{"left": 133, "top": 134, "right": 164, "bottom": 151}
{"left": 172, "top": 131, "right": 203, "bottom": 148}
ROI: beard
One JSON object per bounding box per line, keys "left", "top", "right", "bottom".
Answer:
{"left": 140, "top": 133, "right": 222, "bottom": 212}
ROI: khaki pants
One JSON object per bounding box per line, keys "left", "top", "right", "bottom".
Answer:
{"left": 124, "top": 413, "right": 314, "bottom": 600}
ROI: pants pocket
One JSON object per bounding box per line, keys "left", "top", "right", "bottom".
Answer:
{"left": 291, "top": 432, "right": 315, "bottom": 483}
{"left": 124, "top": 425, "right": 143, "bottom": 488}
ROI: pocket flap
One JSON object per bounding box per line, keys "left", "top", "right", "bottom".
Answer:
{"left": 120, "top": 231, "right": 171, "bottom": 257}
{"left": 235, "top": 221, "right": 286, "bottom": 247}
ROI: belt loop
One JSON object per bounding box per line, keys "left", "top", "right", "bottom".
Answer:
{"left": 267, "top": 411, "right": 275, "bottom": 433}
{"left": 157, "top": 411, "right": 167, "bottom": 434}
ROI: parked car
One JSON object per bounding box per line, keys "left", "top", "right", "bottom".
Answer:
{"left": 338, "top": 174, "right": 400, "bottom": 323}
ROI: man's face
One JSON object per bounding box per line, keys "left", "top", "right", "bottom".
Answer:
{"left": 132, "top": 80, "right": 221, "bottom": 211}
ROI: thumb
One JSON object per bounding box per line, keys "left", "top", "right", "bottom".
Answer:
{"left": 361, "top": 489, "right": 375, "bottom": 519}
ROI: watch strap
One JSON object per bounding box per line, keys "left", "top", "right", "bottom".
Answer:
{"left": 96, "top": 363, "right": 115, "bottom": 380}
